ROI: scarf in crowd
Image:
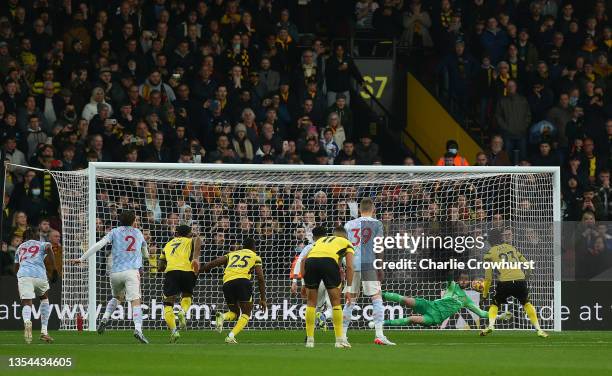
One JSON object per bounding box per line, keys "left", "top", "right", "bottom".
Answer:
{"left": 499, "top": 73, "right": 509, "bottom": 96}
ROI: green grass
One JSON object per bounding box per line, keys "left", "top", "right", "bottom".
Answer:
{"left": 1, "top": 330, "right": 611, "bottom": 376}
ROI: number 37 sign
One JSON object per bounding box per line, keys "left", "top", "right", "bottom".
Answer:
{"left": 354, "top": 58, "right": 393, "bottom": 115}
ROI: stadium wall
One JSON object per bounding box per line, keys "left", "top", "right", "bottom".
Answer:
{"left": 406, "top": 73, "right": 481, "bottom": 164}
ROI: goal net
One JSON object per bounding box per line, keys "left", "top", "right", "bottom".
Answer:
{"left": 21, "top": 163, "right": 560, "bottom": 331}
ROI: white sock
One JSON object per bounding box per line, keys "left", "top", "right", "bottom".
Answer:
{"left": 342, "top": 302, "right": 355, "bottom": 338}
{"left": 103, "top": 298, "right": 119, "bottom": 320}
{"left": 372, "top": 297, "right": 384, "bottom": 338}
{"left": 132, "top": 306, "right": 143, "bottom": 332}
{"left": 22, "top": 305, "right": 32, "bottom": 322}
{"left": 40, "top": 299, "right": 50, "bottom": 335}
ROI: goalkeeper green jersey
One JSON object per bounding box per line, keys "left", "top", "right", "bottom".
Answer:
{"left": 416, "top": 282, "right": 487, "bottom": 325}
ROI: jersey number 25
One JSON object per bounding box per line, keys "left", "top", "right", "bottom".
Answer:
{"left": 228, "top": 254, "right": 251, "bottom": 268}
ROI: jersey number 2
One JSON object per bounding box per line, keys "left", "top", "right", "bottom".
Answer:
{"left": 124, "top": 236, "right": 136, "bottom": 252}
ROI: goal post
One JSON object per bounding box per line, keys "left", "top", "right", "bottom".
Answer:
{"left": 87, "top": 165, "right": 97, "bottom": 332}
{"left": 15, "top": 162, "right": 562, "bottom": 331}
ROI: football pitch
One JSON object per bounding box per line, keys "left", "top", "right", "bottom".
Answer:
{"left": 1, "top": 330, "right": 611, "bottom": 376}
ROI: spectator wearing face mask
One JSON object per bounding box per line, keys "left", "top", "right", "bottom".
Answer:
{"left": 436, "top": 139, "right": 469, "bottom": 166}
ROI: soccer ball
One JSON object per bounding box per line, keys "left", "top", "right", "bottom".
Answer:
{"left": 471, "top": 279, "right": 484, "bottom": 292}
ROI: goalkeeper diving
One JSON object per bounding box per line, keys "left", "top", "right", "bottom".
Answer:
{"left": 371, "top": 272, "right": 511, "bottom": 328}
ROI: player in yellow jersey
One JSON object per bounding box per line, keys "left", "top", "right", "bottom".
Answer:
{"left": 480, "top": 227, "right": 548, "bottom": 338}
{"left": 203, "top": 238, "right": 266, "bottom": 344}
{"left": 158, "top": 225, "right": 201, "bottom": 342}
{"left": 300, "top": 225, "right": 354, "bottom": 349}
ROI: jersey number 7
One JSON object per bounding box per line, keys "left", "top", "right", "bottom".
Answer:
{"left": 170, "top": 242, "right": 181, "bottom": 255}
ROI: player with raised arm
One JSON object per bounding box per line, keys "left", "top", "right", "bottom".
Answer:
{"left": 343, "top": 198, "right": 395, "bottom": 345}
{"left": 158, "top": 224, "right": 201, "bottom": 343}
{"left": 480, "top": 227, "right": 548, "bottom": 338}
{"left": 290, "top": 235, "right": 332, "bottom": 330}
{"left": 71, "top": 210, "right": 149, "bottom": 344}
{"left": 301, "top": 225, "right": 354, "bottom": 348}
{"left": 14, "top": 228, "right": 58, "bottom": 344}
{"left": 204, "top": 238, "right": 266, "bottom": 344}
{"left": 375, "top": 273, "right": 510, "bottom": 328}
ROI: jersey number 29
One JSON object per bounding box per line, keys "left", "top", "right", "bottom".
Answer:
{"left": 19, "top": 245, "right": 40, "bottom": 262}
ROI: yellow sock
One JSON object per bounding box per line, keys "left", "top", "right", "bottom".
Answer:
{"left": 164, "top": 306, "right": 176, "bottom": 331}
{"left": 332, "top": 305, "right": 343, "bottom": 340}
{"left": 305, "top": 306, "right": 315, "bottom": 338}
{"left": 230, "top": 314, "right": 250, "bottom": 338}
{"left": 223, "top": 311, "right": 237, "bottom": 321}
{"left": 524, "top": 303, "right": 541, "bottom": 331}
{"left": 180, "top": 297, "right": 192, "bottom": 313}
{"left": 488, "top": 304, "right": 498, "bottom": 328}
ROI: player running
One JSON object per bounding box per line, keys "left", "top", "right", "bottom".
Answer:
{"left": 301, "top": 226, "right": 354, "bottom": 348}
{"left": 375, "top": 273, "right": 510, "bottom": 328}
{"left": 14, "top": 228, "right": 58, "bottom": 344}
{"left": 72, "top": 210, "right": 149, "bottom": 344}
{"left": 480, "top": 227, "right": 548, "bottom": 338}
{"left": 204, "top": 238, "right": 266, "bottom": 344}
{"left": 158, "top": 225, "right": 201, "bottom": 343}
{"left": 290, "top": 233, "right": 332, "bottom": 331}
{"left": 343, "top": 198, "right": 395, "bottom": 345}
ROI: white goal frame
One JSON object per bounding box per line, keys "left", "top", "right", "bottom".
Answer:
{"left": 84, "top": 163, "right": 561, "bottom": 332}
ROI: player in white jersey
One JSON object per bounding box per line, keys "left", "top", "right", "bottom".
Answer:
{"left": 71, "top": 211, "right": 149, "bottom": 344}
{"left": 342, "top": 198, "right": 395, "bottom": 345}
{"left": 290, "top": 227, "right": 332, "bottom": 330}
{"left": 14, "top": 228, "right": 58, "bottom": 344}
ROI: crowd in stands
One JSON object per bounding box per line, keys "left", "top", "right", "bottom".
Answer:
{"left": 395, "top": 0, "right": 611, "bottom": 223}
{"left": 0, "top": 0, "right": 610, "bottom": 279}
{"left": 0, "top": 0, "right": 381, "bottom": 275}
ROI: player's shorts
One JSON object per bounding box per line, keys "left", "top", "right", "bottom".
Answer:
{"left": 413, "top": 298, "right": 444, "bottom": 326}
{"left": 163, "top": 270, "right": 197, "bottom": 297}
{"left": 222, "top": 278, "right": 253, "bottom": 304}
{"left": 110, "top": 269, "right": 141, "bottom": 301}
{"left": 17, "top": 277, "right": 50, "bottom": 300}
{"left": 304, "top": 257, "right": 341, "bottom": 290}
{"left": 342, "top": 271, "right": 381, "bottom": 296}
{"left": 493, "top": 280, "right": 530, "bottom": 306}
